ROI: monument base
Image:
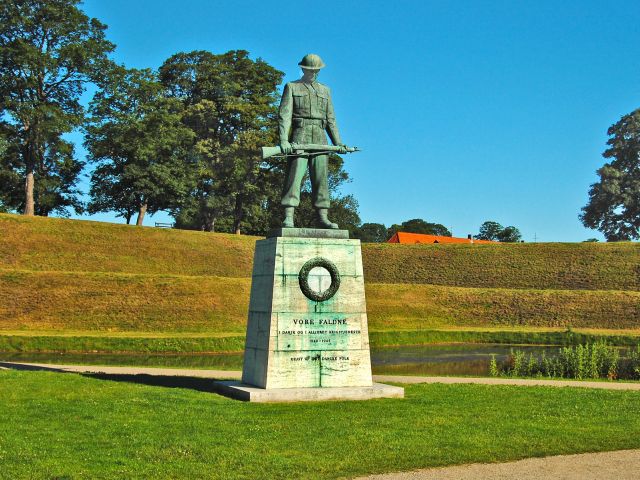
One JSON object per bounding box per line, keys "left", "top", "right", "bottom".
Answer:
{"left": 213, "top": 381, "right": 404, "bottom": 403}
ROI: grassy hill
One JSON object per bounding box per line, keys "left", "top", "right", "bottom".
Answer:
{"left": 1, "top": 213, "right": 639, "bottom": 353}
{"left": 2, "top": 213, "right": 638, "bottom": 290}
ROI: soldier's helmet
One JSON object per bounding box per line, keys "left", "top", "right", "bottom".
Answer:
{"left": 298, "top": 54, "right": 325, "bottom": 70}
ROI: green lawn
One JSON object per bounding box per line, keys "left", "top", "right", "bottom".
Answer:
{"left": 1, "top": 371, "right": 640, "bottom": 479}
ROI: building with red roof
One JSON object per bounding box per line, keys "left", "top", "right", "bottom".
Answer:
{"left": 387, "top": 232, "right": 499, "bottom": 244}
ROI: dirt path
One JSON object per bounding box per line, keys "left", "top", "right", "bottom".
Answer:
{"left": 356, "top": 449, "right": 640, "bottom": 480}
{"left": 2, "top": 363, "right": 640, "bottom": 391}
{"left": 374, "top": 374, "right": 640, "bottom": 390}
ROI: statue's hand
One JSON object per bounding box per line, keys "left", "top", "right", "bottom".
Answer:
{"left": 281, "top": 141, "right": 293, "bottom": 155}
{"left": 337, "top": 144, "right": 348, "bottom": 154}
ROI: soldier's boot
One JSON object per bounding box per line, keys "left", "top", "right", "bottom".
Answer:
{"left": 282, "top": 207, "right": 295, "bottom": 228}
{"left": 316, "top": 208, "right": 339, "bottom": 229}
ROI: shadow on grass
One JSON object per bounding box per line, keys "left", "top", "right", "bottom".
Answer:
{"left": 0, "top": 361, "right": 225, "bottom": 394}
{"left": 82, "top": 372, "right": 222, "bottom": 393}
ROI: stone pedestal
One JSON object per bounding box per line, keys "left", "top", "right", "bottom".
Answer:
{"left": 216, "top": 228, "right": 403, "bottom": 402}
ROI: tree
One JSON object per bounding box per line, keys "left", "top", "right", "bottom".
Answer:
{"left": 0, "top": 125, "right": 84, "bottom": 216}
{"left": 159, "top": 50, "right": 283, "bottom": 233}
{"left": 497, "top": 226, "right": 522, "bottom": 242}
{"left": 354, "top": 223, "right": 388, "bottom": 242}
{"left": 84, "top": 67, "right": 196, "bottom": 225}
{"left": 387, "top": 218, "right": 452, "bottom": 238}
{"left": 580, "top": 109, "right": 640, "bottom": 241}
{"left": 0, "top": 0, "right": 114, "bottom": 215}
{"left": 476, "top": 221, "right": 504, "bottom": 241}
{"left": 476, "top": 220, "right": 522, "bottom": 242}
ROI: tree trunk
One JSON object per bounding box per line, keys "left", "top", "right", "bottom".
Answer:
{"left": 23, "top": 139, "right": 35, "bottom": 216}
{"left": 233, "top": 195, "right": 243, "bottom": 235}
{"left": 136, "top": 203, "right": 147, "bottom": 226}
{"left": 24, "top": 169, "right": 35, "bottom": 216}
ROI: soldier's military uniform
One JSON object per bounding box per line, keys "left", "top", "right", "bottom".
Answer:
{"left": 278, "top": 75, "right": 342, "bottom": 210}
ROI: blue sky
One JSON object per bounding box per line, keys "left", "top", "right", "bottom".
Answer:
{"left": 70, "top": 0, "right": 640, "bottom": 241}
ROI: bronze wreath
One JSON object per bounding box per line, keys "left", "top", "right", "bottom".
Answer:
{"left": 298, "top": 257, "right": 341, "bottom": 302}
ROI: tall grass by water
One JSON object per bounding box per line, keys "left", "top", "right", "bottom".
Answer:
{"left": 490, "top": 342, "right": 640, "bottom": 380}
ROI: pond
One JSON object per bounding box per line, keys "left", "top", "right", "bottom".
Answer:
{"left": 0, "top": 343, "right": 580, "bottom": 377}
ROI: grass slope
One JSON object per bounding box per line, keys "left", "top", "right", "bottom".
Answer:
{"left": 1, "top": 213, "right": 638, "bottom": 351}
{"left": 2, "top": 213, "right": 638, "bottom": 290}
{"left": 1, "top": 371, "right": 640, "bottom": 479}
{"left": 363, "top": 242, "right": 640, "bottom": 290}
{"left": 0, "top": 213, "right": 256, "bottom": 277}
{"left": 2, "top": 271, "right": 639, "bottom": 333}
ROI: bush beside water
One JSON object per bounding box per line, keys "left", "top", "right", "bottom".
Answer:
{"left": 490, "top": 343, "right": 640, "bottom": 380}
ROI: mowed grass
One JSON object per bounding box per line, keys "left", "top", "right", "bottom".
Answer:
{"left": 2, "top": 213, "right": 638, "bottom": 290}
{"left": 0, "top": 213, "right": 256, "bottom": 277}
{"left": 1, "top": 371, "right": 640, "bottom": 479}
{"left": 2, "top": 271, "right": 638, "bottom": 334}
{"left": 1, "top": 213, "right": 638, "bottom": 352}
{"left": 363, "top": 242, "right": 640, "bottom": 290}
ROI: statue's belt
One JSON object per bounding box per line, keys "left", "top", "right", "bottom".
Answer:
{"left": 292, "top": 117, "right": 326, "bottom": 128}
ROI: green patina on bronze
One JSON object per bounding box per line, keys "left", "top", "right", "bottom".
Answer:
{"left": 277, "top": 54, "right": 349, "bottom": 230}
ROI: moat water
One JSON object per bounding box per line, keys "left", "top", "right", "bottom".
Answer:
{"left": 0, "top": 343, "right": 575, "bottom": 376}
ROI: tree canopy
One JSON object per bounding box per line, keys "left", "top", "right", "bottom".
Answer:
{"left": 476, "top": 220, "right": 522, "bottom": 242}
{"left": 581, "top": 109, "right": 640, "bottom": 241}
{"left": 387, "top": 218, "right": 452, "bottom": 238}
{"left": 0, "top": 0, "right": 114, "bottom": 215}
{"left": 476, "top": 221, "right": 503, "bottom": 241}
{"left": 159, "top": 50, "right": 284, "bottom": 234}
{"left": 354, "top": 223, "right": 388, "bottom": 243}
{"left": 84, "top": 67, "right": 195, "bottom": 225}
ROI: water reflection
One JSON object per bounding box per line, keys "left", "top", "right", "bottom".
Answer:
{"left": 2, "top": 344, "right": 634, "bottom": 377}
{"left": 0, "top": 343, "right": 569, "bottom": 376}
{"left": 371, "top": 344, "right": 555, "bottom": 376}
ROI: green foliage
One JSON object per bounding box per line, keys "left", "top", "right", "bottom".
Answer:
{"left": 84, "top": 66, "right": 196, "bottom": 224}
{"left": 497, "top": 225, "right": 522, "bottom": 243}
{"left": 477, "top": 221, "right": 522, "bottom": 242}
{"left": 3, "top": 373, "right": 640, "bottom": 478}
{"left": 489, "top": 354, "right": 499, "bottom": 377}
{"left": 354, "top": 222, "right": 388, "bottom": 242}
{"left": 159, "top": 50, "right": 284, "bottom": 233}
{"left": 495, "top": 343, "right": 640, "bottom": 380}
{"left": 387, "top": 218, "right": 452, "bottom": 238}
{"left": 0, "top": 0, "right": 114, "bottom": 214}
{"left": 476, "top": 221, "right": 503, "bottom": 240}
{"left": 0, "top": 126, "right": 84, "bottom": 216}
{"left": 581, "top": 108, "right": 640, "bottom": 240}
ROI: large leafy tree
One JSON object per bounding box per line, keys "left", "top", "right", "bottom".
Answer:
{"left": 0, "top": 124, "right": 83, "bottom": 215}
{"left": 0, "top": 0, "right": 114, "bottom": 215}
{"left": 160, "top": 50, "right": 283, "bottom": 233}
{"left": 496, "top": 226, "right": 522, "bottom": 242}
{"left": 476, "top": 221, "right": 504, "bottom": 241}
{"left": 476, "top": 220, "right": 522, "bottom": 242}
{"left": 85, "top": 67, "right": 196, "bottom": 225}
{"left": 387, "top": 218, "right": 452, "bottom": 238}
{"left": 354, "top": 222, "right": 388, "bottom": 242}
{"left": 581, "top": 109, "right": 640, "bottom": 241}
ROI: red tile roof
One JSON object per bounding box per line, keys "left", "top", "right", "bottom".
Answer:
{"left": 387, "top": 232, "right": 499, "bottom": 244}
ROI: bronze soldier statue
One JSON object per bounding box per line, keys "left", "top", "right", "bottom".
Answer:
{"left": 278, "top": 54, "right": 348, "bottom": 229}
